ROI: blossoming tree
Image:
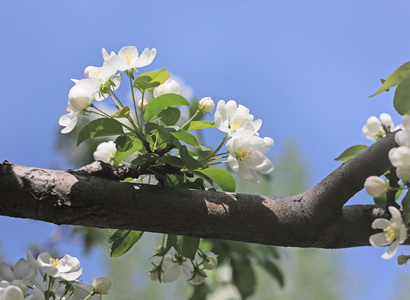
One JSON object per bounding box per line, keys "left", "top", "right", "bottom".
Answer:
{"left": 1, "top": 45, "right": 410, "bottom": 298}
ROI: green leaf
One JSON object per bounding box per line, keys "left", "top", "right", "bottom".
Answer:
{"left": 144, "top": 94, "right": 189, "bottom": 123}
{"left": 133, "top": 68, "right": 170, "bottom": 91}
{"left": 196, "top": 168, "right": 236, "bottom": 192}
{"left": 370, "top": 61, "right": 410, "bottom": 97}
{"left": 111, "top": 106, "right": 130, "bottom": 118}
{"left": 262, "top": 260, "right": 284, "bottom": 287}
{"left": 186, "top": 121, "right": 216, "bottom": 131}
{"left": 394, "top": 77, "right": 410, "bottom": 115}
{"left": 158, "top": 155, "right": 185, "bottom": 168}
{"left": 334, "top": 145, "right": 368, "bottom": 162}
{"left": 163, "top": 174, "right": 185, "bottom": 187}
{"left": 158, "top": 107, "right": 181, "bottom": 126}
{"left": 231, "top": 258, "right": 256, "bottom": 298}
{"left": 167, "top": 234, "right": 200, "bottom": 260}
{"left": 113, "top": 135, "right": 144, "bottom": 165}
{"left": 179, "top": 146, "right": 203, "bottom": 170}
{"left": 130, "top": 153, "right": 160, "bottom": 167}
{"left": 77, "top": 118, "right": 124, "bottom": 146}
{"left": 171, "top": 130, "right": 201, "bottom": 147}
{"left": 107, "top": 229, "right": 144, "bottom": 257}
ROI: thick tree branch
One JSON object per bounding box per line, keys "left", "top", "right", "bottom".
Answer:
{"left": 0, "top": 132, "right": 404, "bottom": 248}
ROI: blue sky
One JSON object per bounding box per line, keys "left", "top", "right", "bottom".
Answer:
{"left": 1, "top": 1, "right": 410, "bottom": 298}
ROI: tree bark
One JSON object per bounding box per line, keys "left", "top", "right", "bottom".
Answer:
{"left": 0, "top": 132, "right": 404, "bottom": 248}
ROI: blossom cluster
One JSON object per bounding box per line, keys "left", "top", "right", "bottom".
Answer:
{"left": 59, "top": 46, "right": 156, "bottom": 133}
{"left": 362, "top": 113, "right": 409, "bottom": 260}
{"left": 0, "top": 252, "right": 110, "bottom": 300}
{"left": 149, "top": 249, "right": 217, "bottom": 285}
{"left": 214, "top": 100, "right": 274, "bottom": 183}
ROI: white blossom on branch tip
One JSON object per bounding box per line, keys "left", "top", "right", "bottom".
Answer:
{"left": 215, "top": 100, "right": 261, "bottom": 136}
{"left": 362, "top": 113, "right": 393, "bottom": 141}
{"left": 105, "top": 46, "right": 156, "bottom": 72}
{"left": 369, "top": 206, "right": 407, "bottom": 259}
{"left": 226, "top": 129, "right": 274, "bottom": 183}
{"left": 93, "top": 141, "right": 117, "bottom": 165}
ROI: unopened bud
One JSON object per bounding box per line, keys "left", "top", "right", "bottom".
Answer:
{"left": 138, "top": 99, "right": 148, "bottom": 111}
{"left": 198, "top": 97, "right": 215, "bottom": 113}
{"left": 92, "top": 277, "right": 111, "bottom": 294}
{"left": 203, "top": 252, "right": 218, "bottom": 270}
{"left": 364, "top": 176, "right": 388, "bottom": 197}
{"left": 68, "top": 85, "right": 92, "bottom": 111}
{"left": 190, "top": 268, "right": 207, "bottom": 285}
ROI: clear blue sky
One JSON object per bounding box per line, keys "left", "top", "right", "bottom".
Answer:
{"left": 1, "top": 1, "right": 410, "bottom": 298}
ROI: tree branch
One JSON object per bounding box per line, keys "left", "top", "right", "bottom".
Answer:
{"left": 0, "top": 132, "right": 404, "bottom": 248}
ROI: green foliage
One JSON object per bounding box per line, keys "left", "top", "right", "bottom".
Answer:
{"left": 107, "top": 230, "right": 144, "bottom": 257}
{"left": 185, "top": 121, "right": 215, "bottom": 131}
{"left": 334, "top": 145, "right": 368, "bottom": 162}
{"left": 370, "top": 61, "right": 410, "bottom": 97}
{"left": 111, "top": 106, "right": 130, "bottom": 118}
{"left": 167, "top": 235, "right": 200, "bottom": 260}
{"left": 144, "top": 94, "right": 189, "bottom": 122}
{"left": 133, "top": 68, "right": 170, "bottom": 91}
{"left": 195, "top": 168, "right": 236, "bottom": 192}
{"left": 394, "top": 77, "right": 410, "bottom": 115}
{"left": 77, "top": 118, "right": 124, "bottom": 146}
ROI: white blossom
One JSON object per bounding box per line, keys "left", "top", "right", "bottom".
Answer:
{"left": 395, "top": 114, "right": 410, "bottom": 146}
{"left": 389, "top": 146, "right": 410, "bottom": 168}
{"left": 153, "top": 79, "right": 181, "bottom": 98}
{"left": 362, "top": 113, "right": 393, "bottom": 141}
{"left": 93, "top": 141, "right": 117, "bottom": 164}
{"left": 226, "top": 129, "right": 274, "bottom": 183}
{"left": 28, "top": 252, "right": 82, "bottom": 282}
{"left": 214, "top": 100, "right": 261, "bottom": 136}
{"left": 161, "top": 251, "right": 193, "bottom": 283}
{"left": 364, "top": 176, "right": 388, "bottom": 197}
{"left": 369, "top": 206, "right": 407, "bottom": 259}
{"left": 0, "top": 283, "right": 24, "bottom": 300}
{"left": 105, "top": 46, "right": 156, "bottom": 72}
{"left": 84, "top": 63, "right": 121, "bottom": 101}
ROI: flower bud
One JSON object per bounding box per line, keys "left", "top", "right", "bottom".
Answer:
{"left": 93, "top": 277, "right": 111, "bottom": 294}
{"left": 198, "top": 97, "right": 215, "bottom": 113}
{"left": 389, "top": 146, "right": 410, "bottom": 168}
{"left": 148, "top": 266, "right": 161, "bottom": 281}
{"left": 397, "top": 255, "right": 410, "bottom": 265}
{"left": 397, "top": 167, "right": 410, "bottom": 182}
{"left": 203, "top": 253, "right": 218, "bottom": 270}
{"left": 138, "top": 99, "right": 148, "bottom": 111}
{"left": 68, "top": 84, "right": 92, "bottom": 111}
{"left": 190, "top": 269, "right": 207, "bottom": 285}
{"left": 379, "top": 113, "right": 393, "bottom": 128}
{"left": 364, "top": 176, "right": 388, "bottom": 197}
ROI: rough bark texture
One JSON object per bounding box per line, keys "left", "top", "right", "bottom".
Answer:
{"left": 0, "top": 132, "right": 405, "bottom": 248}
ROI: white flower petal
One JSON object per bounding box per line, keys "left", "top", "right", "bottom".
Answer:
{"left": 381, "top": 239, "right": 400, "bottom": 259}
{"left": 371, "top": 218, "right": 390, "bottom": 230}
{"left": 369, "top": 232, "right": 390, "bottom": 247}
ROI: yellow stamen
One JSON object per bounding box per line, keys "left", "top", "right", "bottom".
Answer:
{"left": 121, "top": 52, "right": 135, "bottom": 65}
{"left": 384, "top": 225, "right": 396, "bottom": 242}
{"left": 236, "top": 148, "right": 252, "bottom": 161}
{"left": 66, "top": 107, "right": 72, "bottom": 112}
{"left": 49, "top": 257, "right": 63, "bottom": 267}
